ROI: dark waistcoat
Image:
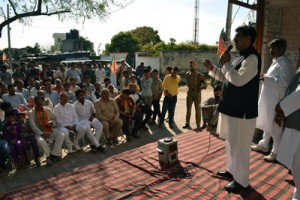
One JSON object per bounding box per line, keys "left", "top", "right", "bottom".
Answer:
{"left": 218, "top": 46, "right": 261, "bottom": 119}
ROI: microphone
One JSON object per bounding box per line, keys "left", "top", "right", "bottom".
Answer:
{"left": 217, "top": 45, "right": 233, "bottom": 68}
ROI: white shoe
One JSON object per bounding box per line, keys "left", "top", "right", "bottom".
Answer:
{"left": 73, "top": 142, "right": 82, "bottom": 151}
{"left": 250, "top": 144, "right": 269, "bottom": 153}
{"left": 264, "top": 152, "right": 277, "bottom": 162}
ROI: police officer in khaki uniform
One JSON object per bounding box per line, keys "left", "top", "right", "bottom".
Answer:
{"left": 183, "top": 60, "right": 207, "bottom": 130}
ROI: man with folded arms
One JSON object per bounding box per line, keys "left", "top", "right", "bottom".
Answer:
{"left": 29, "top": 97, "right": 65, "bottom": 164}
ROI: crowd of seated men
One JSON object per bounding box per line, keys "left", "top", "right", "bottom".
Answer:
{"left": 0, "top": 59, "right": 165, "bottom": 171}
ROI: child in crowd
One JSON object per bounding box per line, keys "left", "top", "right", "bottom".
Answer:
{"left": 130, "top": 75, "right": 140, "bottom": 92}
{"left": 2, "top": 112, "right": 26, "bottom": 170}
{"left": 17, "top": 112, "right": 41, "bottom": 167}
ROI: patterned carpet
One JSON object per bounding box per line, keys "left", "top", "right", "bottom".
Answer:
{"left": 0, "top": 131, "right": 294, "bottom": 199}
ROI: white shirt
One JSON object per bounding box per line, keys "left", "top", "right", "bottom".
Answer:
{"left": 95, "top": 68, "right": 105, "bottom": 83}
{"left": 53, "top": 103, "right": 79, "bottom": 127}
{"left": 73, "top": 100, "right": 96, "bottom": 122}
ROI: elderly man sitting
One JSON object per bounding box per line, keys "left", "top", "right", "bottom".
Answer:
{"left": 28, "top": 97, "right": 65, "bottom": 164}
{"left": 94, "top": 88, "right": 123, "bottom": 145}
{"left": 53, "top": 92, "right": 87, "bottom": 153}
{"left": 74, "top": 89, "right": 105, "bottom": 152}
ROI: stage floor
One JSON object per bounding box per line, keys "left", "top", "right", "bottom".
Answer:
{"left": 0, "top": 131, "right": 294, "bottom": 199}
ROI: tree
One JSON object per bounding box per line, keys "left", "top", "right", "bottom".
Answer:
{"left": 105, "top": 31, "right": 140, "bottom": 66}
{"left": 0, "top": 0, "right": 133, "bottom": 38}
{"left": 131, "top": 26, "right": 161, "bottom": 46}
{"left": 79, "top": 37, "right": 94, "bottom": 53}
{"left": 26, "top": 43, "right": 41, "bottom": 55}
{"left": 105, "top": 31, "right": 140, "bottom": 53}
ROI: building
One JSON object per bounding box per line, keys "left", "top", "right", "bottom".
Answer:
{"left": 52, "top": 33, "right": 66, "bottom": 52}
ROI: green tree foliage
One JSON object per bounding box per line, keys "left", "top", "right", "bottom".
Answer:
{"left": 80, "top": 37, "right": 95, "bottom": 53}
{"left": 26, "top": 43, "right": 41, "bottom": 55}
{"left": 0, "top": 0, "right": 133, "bottom": 37}
{"left": 105, "top": 31, "right": 140, "bottom": 66}
{"left": 131, "top": 26, "right": 161, "bottom": 46}
{"left": 104, "top": 27, "right": 218, "bottom": 57}
{"left": 105, "top": 31, "right": 140, "bottom": 53}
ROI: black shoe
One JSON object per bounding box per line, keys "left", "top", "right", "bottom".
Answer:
{"left": 51, "top": 154, "right": 62, "bottom": 162}
{"left": 126, "top": 135, "right": 132, "bottom": 141}
{"left": 182, "top": 124, "right": 191, "bottom": 129}
{"left": 34, "top": 158, "right": 41, "bottom": 167}
{"left": 90, "top": 145, "right": 97, "bottom": 153}
{"left": 224, "top": 180, "right": 248, "bottom": 192}
{"left": 217, "top": 170, "right": 233, "bottom": 179}
{"left": 96, "top": 146, "right": 106, "bottom": 152}
{"left": 46, "top": 157, "right": 53, "bottom": 166}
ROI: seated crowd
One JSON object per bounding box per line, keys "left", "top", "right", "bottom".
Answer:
{"left": 0, "top": 60, "right": 166, "bottom": 171}
{"left": 0, "top": 60, "right": 219, "bottom": 172}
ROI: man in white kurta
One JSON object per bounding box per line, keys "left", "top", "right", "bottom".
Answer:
{"left": 53, "top": 92, "right": 87, "bottom": 153}
{"left": 204, "top": 25, "right": 260, "bottom": 192}
{"left": 252, "top": 39, "right": 294, "bottom": 162}
{"left": 276, "top": 70, "right": 300, "bottom": 200}
{"left": 74, "top": 89, "right": 105, "bottom": 152}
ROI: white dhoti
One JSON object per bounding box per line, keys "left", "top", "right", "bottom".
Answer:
{"left": 258, "top": 122, "right": 283, "bottom": 153}
{"left": 35, "top": 128, "right": 65, "bottom": 157}
{"left": 80, "top": 119, "right": 103, "bottom": 147}
{"left": 58, "top": 124, "right": 86, "bottom": 149}
{"left": 217, "top": 113, "right": 256, "bottom": 187}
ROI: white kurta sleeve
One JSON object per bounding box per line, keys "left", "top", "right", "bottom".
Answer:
{"left": 222, "top": 54, "right": 258, "bottom": 87}
{"left": 208, "top": 66, "right": 226, "bottom": 82}
{"left": 280, "top": 85, "right": 300, "bottom": 116}
{"left": 264, "top": 58, "right": 294, "bottom": 88}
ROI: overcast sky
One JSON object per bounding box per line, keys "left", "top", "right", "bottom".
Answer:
{"left": 0, "top": 0, "right": 255, "bottom": 54}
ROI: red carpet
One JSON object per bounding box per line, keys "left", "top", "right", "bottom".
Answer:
{"left": 0, "top": 131, "right": 294, "bottom": 199}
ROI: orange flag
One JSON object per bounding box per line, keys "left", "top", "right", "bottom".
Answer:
{"left": 2, "top": 52, "right": 7, "bottom": 61}
{"left": 217, "top": 29, "right": 230, "bottom": 56}
{"left": 110, "top": 56, "right": 119, "bottom": 75}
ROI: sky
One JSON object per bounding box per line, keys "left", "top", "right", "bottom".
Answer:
{"left": 0, "top": 0, "right": 256, "bottom": 54}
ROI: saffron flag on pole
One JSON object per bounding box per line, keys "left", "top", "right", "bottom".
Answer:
{"left": 110, "top": 56, "right": 119, "bottom": 87}
{"left": 217, "top": 29, "right": 230, "bottom": 56}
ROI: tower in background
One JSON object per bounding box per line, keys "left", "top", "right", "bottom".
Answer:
{"left": 193, "top": 0, "right": 199, "bottom": 45}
